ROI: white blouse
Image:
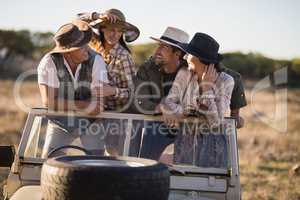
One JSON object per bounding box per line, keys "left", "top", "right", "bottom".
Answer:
{"left": 164, "top": 68, "right": 234, "bottom": 125}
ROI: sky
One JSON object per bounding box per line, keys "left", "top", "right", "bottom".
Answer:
{"left": 1, "top": 0, "right": 299, "bottom": 60}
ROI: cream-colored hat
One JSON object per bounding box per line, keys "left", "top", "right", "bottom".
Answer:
{"left": 150, "top": 27, "right": 189, "bottom": 49}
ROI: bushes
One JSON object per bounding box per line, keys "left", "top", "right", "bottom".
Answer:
{"left": 0, "top": 29, "right": 299, "bottom": 87}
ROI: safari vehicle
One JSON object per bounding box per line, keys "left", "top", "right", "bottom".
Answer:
{"left": 0, "top": 108, "right": 241, "bottom": 200}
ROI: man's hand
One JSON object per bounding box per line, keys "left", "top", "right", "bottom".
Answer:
{"left": 92, "top": 83, "right": 116, "bottom": 98}
{"left": 162, "top": 105, "right": 183, "bottom": 128}
{"left": 236, "top": 116, "right": 245, "bottom": 129}
{"left": 231, "top": 109, "right": 245, "bottom": 129}
{"left": 83, "top": 100, "right": 104, "bottom": 116}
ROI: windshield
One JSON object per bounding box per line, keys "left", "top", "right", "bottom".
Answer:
{"left": 20, "top": 110, "right": 236, "bottom": 170}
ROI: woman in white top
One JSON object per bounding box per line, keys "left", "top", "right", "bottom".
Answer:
{"left": 163, "top": 33, "right": 234, "bottom": 167}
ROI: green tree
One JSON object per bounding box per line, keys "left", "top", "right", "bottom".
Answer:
{"left": 31, "top": 32, "right": 54, "bottom": 57}
{"left": 0, "top": 29, "right": 35, "bottom": 59}
{"left": 291, "top": 59, "right": 300, "bottom": 75}
{"left": 131, "top": 43, "right": 157, "bottom": 66}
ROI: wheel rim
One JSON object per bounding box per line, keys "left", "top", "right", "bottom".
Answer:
{"left": 69, "top": 159, "right": 146, "bottom": 167}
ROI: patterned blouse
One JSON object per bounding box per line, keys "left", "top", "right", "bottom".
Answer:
{"left": 164, "top": 68, "right": 234, "bottom": 167}
{"left": 165, "top": 68, "right": 234, "bottom": 125}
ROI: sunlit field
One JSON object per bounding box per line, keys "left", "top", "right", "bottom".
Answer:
{"left": 0, "top": 80, "right": 299, "bottom": 200}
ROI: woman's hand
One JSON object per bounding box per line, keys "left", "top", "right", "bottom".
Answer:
{"left": 163, "top": 113, "right": 181, "bottom": 128}
{"left": 154, "top": 104, "right": 163, "bottom": 114}
{"left": 162, "top": 105, "right": 183, "bottom": 128}
{"left": 74, "top": 100, "right": 104, "bottom": 116}
{"left": 201, "top": 64, "right": 218, "bottom": 92}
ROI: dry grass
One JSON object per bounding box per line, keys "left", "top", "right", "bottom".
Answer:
{"left": 238, "top": 86, "right": 300, "bottom": 200}
{"left": 0, "top": 80, "right": 299, "bottom": 200}
{"left": 0, "top": 80, "right": 41, "bottom": 146}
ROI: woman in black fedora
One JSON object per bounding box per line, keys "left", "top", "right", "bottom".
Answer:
{"left": 162, "top": 32, "right": 235, "bottom": 167}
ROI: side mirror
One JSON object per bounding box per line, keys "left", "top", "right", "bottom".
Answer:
{"left": 0, "top": 146, "right": 15, "bottom": 167}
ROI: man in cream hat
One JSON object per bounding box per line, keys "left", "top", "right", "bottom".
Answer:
{"left": 129, "top": 27, "right": 189, "bottom": 159}
{"left": 132, "top": 27, "right": 189, "bottom": 114}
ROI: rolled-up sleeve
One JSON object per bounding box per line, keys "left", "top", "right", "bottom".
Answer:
{"left": 164, "top": 69, "right": 187, "bottom": 114}
{"left": 77, "top": 12, "right": 98, "bottom": 23}
{"left": 37, "top": 54, "right": 59, "bottom": 88}
{"left": 91, "top": 55, "right": 109, "bottom": 86}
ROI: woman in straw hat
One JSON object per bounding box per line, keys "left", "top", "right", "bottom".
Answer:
{"left": 78, "top": 8, "right": 140, "bottom": 112}
{"left": 78, "top": 9, "right": 140, "bottom": 155}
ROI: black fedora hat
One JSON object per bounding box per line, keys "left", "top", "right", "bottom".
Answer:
{"left": 178, "top": 32, "right": 222, "bottom": 64}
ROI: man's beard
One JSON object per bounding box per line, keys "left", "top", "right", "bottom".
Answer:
{"left": 154, "top": 57, "right": 166, "bottom": 67}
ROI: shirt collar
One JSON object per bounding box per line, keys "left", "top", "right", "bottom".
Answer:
{"left": 62, "top": 56, "right": 82, "bottom": 85}
{"left": 100, "top": 43, "right": 121, "bottom": 63}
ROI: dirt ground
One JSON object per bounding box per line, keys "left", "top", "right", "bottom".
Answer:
{"left": 0, "top": 80, "right": 299, "bottom": 200}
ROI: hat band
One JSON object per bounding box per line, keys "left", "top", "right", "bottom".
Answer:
{"left": 189, "top": 44, "right": 218, "bottom": 60}
{"left": 64, "top": 32, "right": 85, "bottom": 48}
{"left": 160, "top": 36, "right": 180, "bottom": 45}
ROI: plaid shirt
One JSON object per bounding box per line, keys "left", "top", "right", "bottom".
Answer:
{"left": 90, "top": 38, "right": 136, "bottom": 111}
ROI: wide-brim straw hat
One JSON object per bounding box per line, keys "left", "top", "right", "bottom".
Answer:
{"left": 90, "top": 8, "right": 140, "bottom": 43}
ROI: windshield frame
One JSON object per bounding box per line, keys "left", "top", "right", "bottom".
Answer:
{"left": 17, "top": 108, "right": 239, "bottom": 176}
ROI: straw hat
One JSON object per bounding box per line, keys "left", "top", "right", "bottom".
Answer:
{"left": 51, "top": 20, "right": 92, "bottom": 53}
{"left": 90, "top": 8, "right": 140, "bottom": 42}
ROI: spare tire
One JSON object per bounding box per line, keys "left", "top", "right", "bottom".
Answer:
{"left": 41, "top": 155, "right": 170, "bottom": 200}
